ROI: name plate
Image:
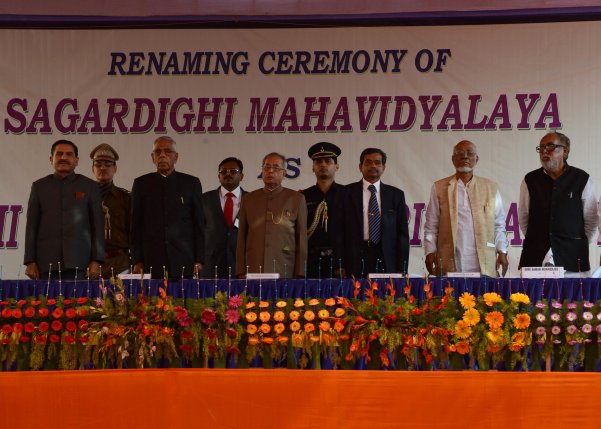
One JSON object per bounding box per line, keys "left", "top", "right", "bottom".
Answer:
{"left": 447, "top": 272, "right": 481, "bottom": 278}
{"left": 118, "top": 273, "right": 151, "bottom": 280}
{"left": 246, "top": 273, "right": 280, "bottom": 280}
{"left": 521, "top": 266, "right": 564, "bottom": 278}
{"left": 367, "top": 273, "right": 405, "bottom": 279}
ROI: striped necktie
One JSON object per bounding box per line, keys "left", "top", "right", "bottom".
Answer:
{"left": 368, "top": 184, "right": 381, "bottom": 244}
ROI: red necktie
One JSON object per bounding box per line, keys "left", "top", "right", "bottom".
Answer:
{"left": 224, "top": 192, "right": 234, "bottom": 229}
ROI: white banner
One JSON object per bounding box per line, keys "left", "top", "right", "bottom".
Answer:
{"left": 1, "top": 23, "right": 601, "bottom": 277}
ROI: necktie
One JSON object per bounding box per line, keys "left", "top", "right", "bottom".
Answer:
{"left": 224, "top": 192, "right": 234, "bottom": 229}
{"left": 367, "top": 185, "right": 381, "bottom": 244}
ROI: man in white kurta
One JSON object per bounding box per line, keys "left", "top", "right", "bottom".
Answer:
{"left": 424, "top": 140, "right": 508, "bottom": 277}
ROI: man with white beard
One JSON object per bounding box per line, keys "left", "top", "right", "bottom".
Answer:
{"left": 424, "top": 140, "right": 509, "bottom": 277}
{"left": 518, "top": 132, "right": 598, "bottom": 275}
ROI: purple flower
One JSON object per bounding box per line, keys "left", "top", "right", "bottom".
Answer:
{"left": 535, "top": 313, "right": 546, "bottom": 323}
{"left": 228, "top": 295, "right": 243, "bottom": 308}
{"left": 95, "top": 297, "right": 104, "bottom": 307}
{"left": 550, "top": 313, "right": 560, "bottom": 322}
{"left": 535, "top": 301, "right": 547, "bottom": 309}
{"left": 551, "top": 326, "right": 561, "bottom": 335}
{"left": 536, "top": 339, "right": 546, "bottom": 345}
{"left": 566, "top": 325, "right": 577, "bottom": 335}
{"left": 535, "top": 326, "right": 546, "bottom": 336}
{"left": 567, "top": 302, "right": 577, "bottom": 310}
{"left": 225, "top": 309, "right": 240, "bottom": 324}
{"left": 551, "top": 301, "right": 562, "bottom": 309}
{"left": 582, "top": 312, "right": 593, "bottom": 321}
{"left": 566, "top": 312, "right": 577, "bottom": 322}
{"left": 583, "top": 301, "right": 594, "bottom": 308}
{"left": 582, "top": 324, "right": 592, "bottom": 334}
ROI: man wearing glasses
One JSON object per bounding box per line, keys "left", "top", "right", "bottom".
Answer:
{"left": 518, "top": 132, "right": 598, "bottom": 275}
{"left": 202, "top": 157, "right": 246, "bottom": 278}
{"left": 131, "top": 136, "right": 205, "bottom": 279}
{"left": 90, "top": 143, "right": 131, "bottom": 279}
{"left": 424, "top": 140, "right": 509, "bottom": 277}
{"left": 236, "top": 152, "right": 307, "bottom": 278}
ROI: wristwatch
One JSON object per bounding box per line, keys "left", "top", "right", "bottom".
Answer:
{"left": 498, "top": 250, "right": 508, "bottom": 254}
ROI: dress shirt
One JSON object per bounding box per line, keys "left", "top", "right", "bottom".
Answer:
{"left": 362, "top": 179, "right": 381, "bottom": 241}
{"left": 219, "top": 186, "right": 241, "bottom": 221}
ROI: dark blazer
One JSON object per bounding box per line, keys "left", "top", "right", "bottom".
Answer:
{"left": 335, "top": 180, "right": 409, "bottom": 276}
{"left": 131, "top": 170, "right": 204, "bottom": 279}
{"left": 24, "top": 173, "right": 105, "bottom": 273}
{"left": 202, "top": 187, "right": 246, "bottom": 278}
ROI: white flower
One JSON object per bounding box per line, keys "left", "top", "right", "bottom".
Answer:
{"left": 566, "top": 312, "right": 577, "bottom": 322}
{"left": 582, "top": 312, "right": 593, "bottom": 321}
{"left": 550, "top": 313, "right": 560, "bottom": 322}
{"left": 582, "top": 324, "right": 592, "bottom": 334}
{"left": 535, "top": 313, "right": 546, "bottom": 323}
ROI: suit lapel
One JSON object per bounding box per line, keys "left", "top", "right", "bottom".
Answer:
{"left": 352, "top": 181, "right": 364, "bottom": 235}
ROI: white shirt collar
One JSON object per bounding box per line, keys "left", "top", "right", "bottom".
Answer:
{"left": 220, "top": 186, "right": 241, "bottom": 199}
{"left": 362, "top": 178, "right": 381, "bottom": 192}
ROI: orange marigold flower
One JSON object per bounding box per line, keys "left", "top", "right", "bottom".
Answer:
{"left": 276, "top": 300, "right": 287, "bottom": 308}
{"left": 317, "top": 309, "right": 330, "bottom": 319}
{"left": 259, "top": 300, "right": 270, "bottom": 308}
{"left": 290, "top": 321, "right": 301, "bottom": 332}
{"left": 262, "top": 337, "right": 274, "bottom": 345}
{"left": 245, "top": 312, "right": 257, "bottom": 323}
{"left": 247, "top": 336, "right": 260, "bottom": 346}
{"left": 510, "top": 293, "right": 531, "bottom": 305}
{"left": 259, "top": 311, "right": 271, "bottom": 322}
{"left": 333, "top": 321, "right": 345, "bottom": 333}
{"left": 308, "top": 298, "right": 320, "bottom": 306}
{"left": 456, "top": 341, "right": 470, "bottom": 355}
{"left": 292, "top": 333, "right": 304, "bottom": 346}
{"left": 334, "top": 308, "right": 345, "bottom": 317}
{"left": 485, "top": 311, "right": 504, "bottom": 330}
{"left": 304, "top": 323, "right": 315, "bottom": 333}
{"left": 513, "top": 313, "right": 531, "bottom": 329}
{"left": 246, "top": 324, "right": 257, "bottom": 335}
{"left": 319, "top": 321, "right": 331, "bottom": 332}
{"left": 454, "top": 320, "right": 472, "bottom": 339}
{"left": 462, "top": 308, "right": 480, "bottom": 326}
{"left": 293, "top": 299, "right": 305, "bottom": 308}
{"left": 482, "top": 292, "right": 502, "bottom": 307}
{"left": 486, "top": 344, "right": 502, "bottom": 354}
{"left": 459, "top": 292, "right": 476, "bottom": 309}
{"left": 273, "top": 311, "right": 285, "bottom": 322}
{"left": 245, "top": 302, "right": 256, "bottom": 309}
{"left": 289, "top": 310, "right": 300, "bottom": 321}
{"left": 277, "top": 336, "right": 289, "bottom": 345}
{"left": 324, "top": 298, "right": 336, "bottom": 307}
{"left": 511, "top": 331, "right": 526, "bottom": 344}
{"left": 310, "top": 335, "right": 321, "bottom": 343}
{"left": 424, "top": 282, "right": 431, "bottom": 293}
{"left": 274, "top": 323, "right": 285, "bottom": 335}
{"left": 304, "top": 310, "right": 315, "bottom": 322}
{"left": 76, "top": 307, "right": 88, "bottom": 317}
{"left": 259, "top": 323, "right": 271, "bottom": 334}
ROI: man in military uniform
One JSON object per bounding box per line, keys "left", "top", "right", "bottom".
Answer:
{"left": 302, "top": 142, "right": 343, "bottom": 278}
{"left": 90, "top": 143, "right": 131, "bottom": 279}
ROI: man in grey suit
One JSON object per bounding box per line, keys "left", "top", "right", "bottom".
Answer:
{"left": 24, "top": 140, "right": 105, "bottom": 280}
{"left": 202, "top": 157, "right": 246, "bottom": 278}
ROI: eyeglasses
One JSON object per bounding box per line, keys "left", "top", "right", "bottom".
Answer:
{"left": 536, "top": 144, "right": 566, "bottom": 153}
{"left": 453, "top": 150, "right": 477, "bottom": 157}
{"left": 93, "top": 160, "right": 115, "bottom": 167}
{"left": 262, "top": 164, "right": 285, "bottom": 172}
{"left": 219, "top": 168, "right": 241, "bottom": 175}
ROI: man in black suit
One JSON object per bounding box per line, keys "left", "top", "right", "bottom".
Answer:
{"left": 24, "top": 140, "right": 104, "bottom": 280}
{"left": 335, "top": 148, "right": 409, "bottom": 277}
{"left": 202, "top": 157, "right": 246, "bottom": 278}
{"left": 131, "top": 136, "right": 205, "bottom": 279}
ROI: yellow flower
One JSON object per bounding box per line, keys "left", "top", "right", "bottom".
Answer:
{"left": 510, "top": 293, "right": 531, "bottom": 305}
{"left": 482, "top": 292, "right": 502, "bottom": 307}
{"left": 276, "top": 300, "right": 287, "bottom": 308}
{"left": 459, "top": 292, "right": 476, "bottom": 309}
{"left": 454, "top": 320, "right": 472, "bottom": 339}
{"left": 462, "top": 308, "right": 480, "bottom": 326}
{"left": 513, "top": 313, "right": 531, "bottom": 329}
{"left": 486, "top": 329, "right": 503, "bottom": 344}
{"left": 485, "top": 311, "right": 504, "bottom": 330}
{"left": 511, "top": 331, "right": 526, "bottom": 344}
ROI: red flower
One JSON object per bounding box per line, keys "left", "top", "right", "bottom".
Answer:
{"left": 178, "top": 344, "right": 193, "bottom": 353}
{"left": 51, "top": 320, "right": 63, "bottom": 331}
{"left": 12, "top": 308, "right": 23, "bottom": 318}
{"left": 77, "top": 297, "right": 89, "bottom": 305}
{"left": 77, "top": 320, "right": 89, "bottom": 331}
{"left": 62, "top": 299, "right": 72, "bottom": 305}
{"left": 1, "top": 308, "right": 11, "bottom": 318}
{"left": 207, "top": 344, "right": 217, "bottom": 354}
{"left": 38, "top": 322, "right": 49, "bottom": 332}
{"left": 24, "top": 307, "right": 36, "bottom": 318}
{"left": 76, "top": 307, "right": 88, "bottom": 317}
{"left": 52, "top": 308, "right": 64, "bottom": 319}
{"left": 38, "top": 308, "right": 49, "bottom": 317}
{"left": 19, "top": 335, "right": 31, "bottom": 343}
{"left": 49, "top": 334, "right": 60, "bottom": 343}
{"left": 12, "top": 323, "right": 23, "bottom": 333}
{"left": 65, "top": 308, "right": 76, "bottom": 319}
{"left": 65, "top": 321, "right": 77, "bottom": 332}
{"left": 34, "top": 335, "right": 46, "bottom": 344}
{"left": 2, "top": 338, "right": 8, "bottom": 345}
{"left": 201, "top": 309, "right": 217, "bottom": 325}
{"left": 64, "top": 335, "right": 76, "bottom": 344}
{"left": 1, "top": 324, "right": 12, "bottom": 335}
{"left": 24, "top": 322, "right": 35, "bottom": 333}
{"left": 78, "top": 335, "right": 89, "bottom": 344}
{"left": 17, "top": 299, "right": 27, "bottom": 307}
{"left": 226, "top": 328, "right": 237, "bottom": 338}
{"left": 180, "top": 330, "right": 193, "bottom": 340}
{"left": 30, "top": 300, "right": 41, "bottom": 307}
{"left": 205, "top": 328, "right": 217, "bottom": 339}
{"left": 227, "top": 346, "right": 240, "bottom": 354}
{"left": 0, "top": 300, "right": 8, "bottom": 306}
{"left": 47, "top": 299, "right": 57, "bottom": 305}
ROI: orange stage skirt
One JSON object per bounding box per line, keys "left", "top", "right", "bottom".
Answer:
{"left": 1, "top": 369, "right": 599, "bottom": 428}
